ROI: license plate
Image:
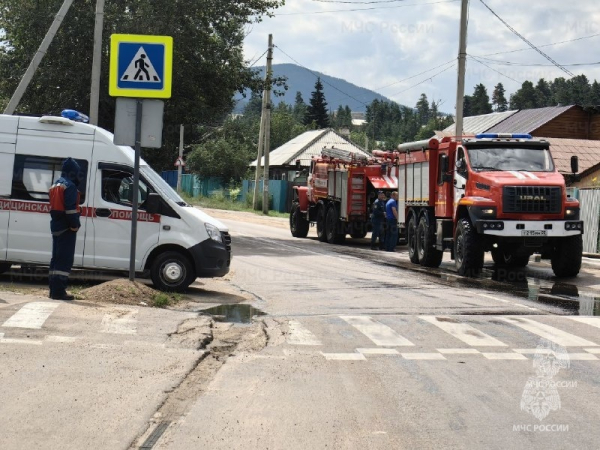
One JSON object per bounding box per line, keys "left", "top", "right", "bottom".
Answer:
{"left": 521, "top": 230, "right": 547, "bottom": 237}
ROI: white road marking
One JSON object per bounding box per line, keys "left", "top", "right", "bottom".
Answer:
{"left": 503, "top": 317, "right": 598, "bottom": 347}
{"left": 479, "top": 294, "right": 510, "bottom": 303}
{"left": 287, "top": 320, "right": 322, "bottom": 346}
{"left": 420, "top": 316, "right": 507, "bottom": 347}
{"left": 340, "top": 316, "right": 414, "bottom": 347}
{"left": 0, "top": 333, "right": 43, "bottom": 345}
{"left": 2, "top": 302, "right": 59, "bottom": 329}
{"left": 483, "top": 353, "right": 528, "bottom": 360}
{"left": 357, "top": 348, "right": 399, "bottom": 355}
{"left": 437, "top": 348, "right": 481, "bottom": 354}
{"left": 585, "top": 348, "right": 600, "bottom": 354}
{"left": 401, "top": 353, "right": 446, "bottom": 360}
{"left": 45, "top": 335, "right": 78, "bottom": 343}
{"left": 479, "top": 294, "right": 539, "bottom": 311}
{"left": 101, "top": 308, "right": 138, "bottom": 335}
{"left": 569, "top": 317, "right": 600, "bottom": 330}
{"left": 513, "top": 348, "right": 552, "bottom": 354}
{"left": 321, "top": 352, "right": 366, "bottom": 361}
{"left": 566, "top": 353, "right": 598, "bottom": 361}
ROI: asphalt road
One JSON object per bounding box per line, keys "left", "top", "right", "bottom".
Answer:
{"left": 1, "top": 210, "right": 599, "bottom": 449}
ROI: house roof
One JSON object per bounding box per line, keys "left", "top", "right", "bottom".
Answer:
{"left": 442, "top": 110, "right": 518, "bottom": 135}
{"left": 251, "top": 129, "right": 369, "bottom": 167}
{"left": 486, "top": 105, "right": 575, "bottom": 133}
{"left": 542, "top": 137, "right": 600, "bottom": 175}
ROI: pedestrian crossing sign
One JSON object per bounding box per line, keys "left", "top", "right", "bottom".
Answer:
{"left": 109, "top": 34, "right": 173, "bottom": 99}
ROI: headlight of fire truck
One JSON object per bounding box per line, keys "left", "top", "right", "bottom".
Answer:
{"left": 469, "top": 206, "right": 497, "bottom": 220}
{"left": 565, "top": 207, "right": 580, "bottom": 220}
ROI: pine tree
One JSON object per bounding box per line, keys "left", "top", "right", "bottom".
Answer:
{"left": 534, "top": 79, "right": 552, "bottom": 107}
{"left": 416, "top": 93, "right": 430, "bottom": 125}
{"left": 492, "top": 83, "right": 508, "bottom": 112}
{"left": 463, "top": 95, "right": 473, "bottom": 117}
{"left": 304, "top": 78, "right": 330, "bottom": 129}
{"left": 510, "top": 81, "right": 537, "bottom": 109}
{"left": 293, "top": 91, "right": 308, "bottom": 123}
{"left": 590, "top": 81, "right": 600, "bottom": 107}
{"left": 471, "top": 84, "right": 493, "bottom": 115}
{"left": 550, "top": 78, "right": 570, "bottom": 106}
{"left": 344, "top": 105, "right": 353, "bottom": 128}
{"left": 569, "top": 75, "right": 592, "bottom": 105}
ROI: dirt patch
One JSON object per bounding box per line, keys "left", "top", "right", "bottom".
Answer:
{"left": 78, "top": 279, "right": 180, "bottom": 307}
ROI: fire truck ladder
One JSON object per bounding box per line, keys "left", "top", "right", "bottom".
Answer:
{"left": 321, "top": 146, "right": 369, "bottom": 164}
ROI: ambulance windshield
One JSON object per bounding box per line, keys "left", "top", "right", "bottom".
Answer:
{"left": 140, "top": 165, "right": 188, "bottom": 206}
{"left": 467, "top": 147, "right": 554, "bottom": 172}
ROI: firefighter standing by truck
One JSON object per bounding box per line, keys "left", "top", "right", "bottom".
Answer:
{"left": 371, "top": 191, "right": 387, "bottom": 250}
{"left": 48, "top": 158, "right": 82, "bottom": 300}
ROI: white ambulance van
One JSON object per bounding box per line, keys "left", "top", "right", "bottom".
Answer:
{"left": 0, "top": 113, "right": 231, "bottom": 291}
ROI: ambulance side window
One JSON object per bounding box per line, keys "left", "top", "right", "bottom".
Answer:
{"left": 11, "top": 155, "right": 88, "bottom": 203}
{"left": 101, "top": 170, "right": 153, "bottom": 210}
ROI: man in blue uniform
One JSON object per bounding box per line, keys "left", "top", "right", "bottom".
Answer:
{"left": 385, "top": 191, "right": 399, "bottom": 252}
{"left": 48, "top": 158, "right": 82, "bottom": 300}
{"left": 370, "top": 191, "right": 387, "bottom": 250}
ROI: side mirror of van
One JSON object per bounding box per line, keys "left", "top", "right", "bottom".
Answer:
{"left": 146, "top": 193, "right": 161, "bottom": 215}
{"left": 571, "top": 155, "right": 579, "bottom": 174}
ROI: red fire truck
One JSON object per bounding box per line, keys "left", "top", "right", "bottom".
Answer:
{"left": 394, "top": 133, "right": 583, "bottom": 277}
{"left": 290, "top": 147, "right": 398, "bottom": 244}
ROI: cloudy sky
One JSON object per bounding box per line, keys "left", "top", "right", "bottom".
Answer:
{"left": 243, "top": 0, "right": 600, "bottom": 112}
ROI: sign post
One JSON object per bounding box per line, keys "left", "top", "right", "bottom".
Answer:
{"left": 109, "top": 34, "right": 173, "bottom": 282}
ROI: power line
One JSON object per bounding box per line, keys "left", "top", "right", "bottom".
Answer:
{"left": 470, "top": 55, "right": 600, "bottom": 68}
{"left": 274, "top": 44, "right": 369, "bottom": 106}
{"left": 387, "top": 63, "right": 457, "bottom": 97}
{"left": 248, "top": 49, "right": 268, "bottom": 67}
{"left": 374, "top": 58, "right": 456, "bottom": 90}
{"left": 476, "top": 32, "right": 600, "bottom": 58}
{"left": 478, "top": 0, "right": 575, "bottom": 77}
{"left": 276, "top": 0, "right": 458, "bottom": 15}
{"left": 468, "top": 56, "right": 521, "bottom": 84}
{"left": 311, "top": 0, "right": 426, "bottom": 3}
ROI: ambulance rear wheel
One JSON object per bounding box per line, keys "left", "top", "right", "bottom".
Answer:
{"left": 316, "top": 204, "right": 327, "bottom": 242}
{"left": 325, "top": 205, "right": 346, "bottom": 245}
{"left": 417, "top": 216, "right": 443, "bottom": 268}
{"left": 0, "top": 263, "right": 11, "bottom": 275}
{"left": 407, "top": 213, "right": 419, "bottom": 264}
{"left": 151, "top": 251, "right": 195, "bottom": 292}
{"left": 454, "top": 218, "right": 484, "bottom": 277}
{"left": 290, "top": 203, "right": 309, "bottom": 238}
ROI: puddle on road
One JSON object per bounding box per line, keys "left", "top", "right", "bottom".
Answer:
{"left": 200, "top": 304, "right": 266, "bottom": 323}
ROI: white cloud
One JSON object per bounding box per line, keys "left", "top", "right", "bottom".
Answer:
{"left": 244, "top": 0, "right": 600, "bottom": 111}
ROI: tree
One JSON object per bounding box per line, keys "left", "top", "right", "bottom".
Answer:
{"left": 510, "top": 81, "right": 537, "bottom": 109}
{"left": 0, "top": 0, "right": 284, "bottom": 170}
{"left": 463, "top": 95, "right": 473, "bottom": 117}
{"left": 590, "top": 81, "right": 600, "bottom": 107}
{"left": 569, "top": 75, "right": 591, "bottom": 106}
{"left": 187, "top": 138, "right": 254, "bottom": 182}
{"left": 550, "top": 77, "right": 570, "bottom": 106}
{"left": 416, "top": 93, "right": 430, "bottom": 125}
{"left": 534, "top": 79, "right": 552, "bottom": 107}
{"left": 293, "top": 91, "right": 307, "bottom": 123}
{"left": 471, "top": 84, "right": 492, "bottom": 115}
{"left": 304, "top": 77, "right": 329, "bottom": 129}
{"left": 492, "top": 83, "right": 508, "bottom": 112}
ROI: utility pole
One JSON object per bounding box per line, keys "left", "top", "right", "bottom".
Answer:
{"left": 262, "top": 34, "right": 274, "bottom": 215}
{"left": 252, "top": 34, "right": 273, "bottom": 210}
{"left": 4, "top": 0, "right": 74, "bottom": 115}
{"left": 177, "top": 125, "right": 184, "bottom": 193}
{"left": 89, "top": 0, "right": 105, "bottom": 125}
{"left": 454, "top": 0, "right": 469, "bottom": 138}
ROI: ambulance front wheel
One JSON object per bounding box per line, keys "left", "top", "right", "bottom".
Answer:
{"left": 151, "top": 251, "right": 195, "bottom": 292}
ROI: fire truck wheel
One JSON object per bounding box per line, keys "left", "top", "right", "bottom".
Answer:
{"left": 417, "top": 216, "right": 443, "bottom": 267}
{"left": 350, "top": 223, "right": 367, "bottom": 239}
{"left": 0, "top": 263, "right": 11, "bottom": 275}
{"left": 491, "top": 247, "right": 529, "bottom": 267}
{"left": 551, "top": 235, "right": 582, "bottom": 277}
{"left": 454, "top": 218, "right": 484, "bottom": 277}
{"left": 407, "top": 214, "right": 419, "bottom": 264}
{"left": 290, "top": 203, "right": 309, "bottom": 238}
{"left": 325, "top": 205, "right": 346, "bottom": 245}
{"left": 316, "top": 204, "right": 328, "bottom": 242}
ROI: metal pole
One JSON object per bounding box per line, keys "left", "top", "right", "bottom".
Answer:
{"left": 4, "top": 0, "right": 75, "bottom": 114}
{"left": 129, "top": 99, "right": 143, "bottom": 282}
{"left": 89, "top": 0, "right": 105, "bottom": 125}
{"left": 262, "top": 34, "right": 274, "bottom": 215}
{"left": 454, "top": 0, "right": 469, "bottom": 138}
{"left": 177, "top": 124, "right": 184, "bottom": 193}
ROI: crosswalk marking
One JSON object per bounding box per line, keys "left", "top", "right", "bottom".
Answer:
{"left": 340, "top": 316, "right": 414, "bottom": 347}
{"left": 502, "top": 317, "right": 598, "bottom": 347}
{"left": 2, "top": 302, "right": 59, "bottom": 329}
{"left": 567, "top": 353, "right": 598, "bottom": 361}
{"left": 101, "top": 308, "right": 138, "bottom": 334}
{"left": 585, "top": 348, "right": 600, "bottom": 354}
{"left": 420, "top": 316, "right": 507, "bottom": 347}
{"left": 401, "top": 353, "right": 446, "bottom": 360}
{"left": 321, "top": 352, "right": 366, "bottom": 361}
{"left": 437, "top": 348, "right": 481, "bottom": 355}
{"left": 569, "top": 317, "right": 600, "bottom": 330}
{"left": 287, "top": 320, "right": 322, "bottom": 346}
{"left": 482, "top": 353, "right": 528, "bottom": 360}
{"left": 357, "top": 348, "right": 399, "bottom": 355}
{"left": 0, "top": 332, "right": 42, "bottom": 345}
